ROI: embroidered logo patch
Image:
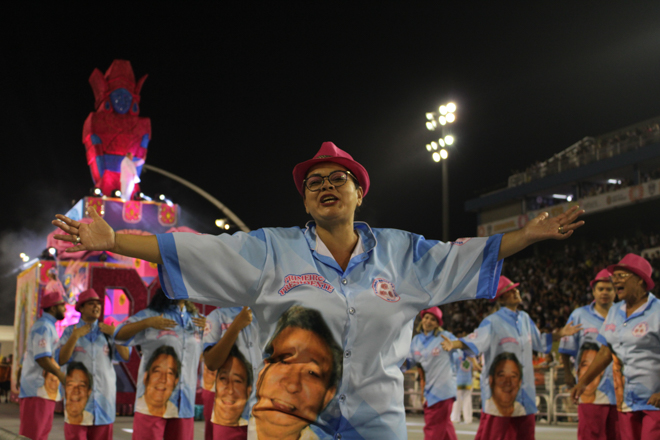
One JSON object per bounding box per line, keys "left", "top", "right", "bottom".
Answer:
{"left": 450, "top": 237, "right": 472, "bottom": 246}
{"left": 278, "top": 274, "right": 335, "bottom": 296}
{"left": 372, "top": 278, "right": 400, "bottom": 302}
{"left": 632, "top": 322, "right": 648, "bottom": 337}
{"left": 583, "top": 327, "right": 599, "bottom": 334}
{"left": 605, "top": 324, "right": 616, "bottom": 332}
{"left": 499, "top": 337, "right": 519, "bottom": 346}
{"left": 157, "top": 330, "right": 178, "bottom": 339}
{"left": 38, "top": 339, "right": 47, "bottom": 348}
{"left": 467, "top": 331, "right": 478, "bottom": 340}
{"left": 431, "top": 347, "right": 441, "bottom": 356}
{"left": 204, "top": 322, "right": 211, "bottom": 336}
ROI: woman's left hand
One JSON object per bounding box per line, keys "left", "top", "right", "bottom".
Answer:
{"left": 556, "top": 320, "right": 583, "bottom": 338}
{"left": 648, "top": 393, "right": 660, "bottom": 408}
{"left": 524, "top": 205, "right": 585, "bottom": 243}
{"left": 192, "top": 316, "right": 206, "bottom": 329}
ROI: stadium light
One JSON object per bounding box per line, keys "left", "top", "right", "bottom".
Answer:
{"left": 422, "top": 101, "right": 457, "bottom": 241}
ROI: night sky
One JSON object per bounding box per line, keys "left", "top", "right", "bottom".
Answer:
{"left": 2, "top": 4, "right": 660, "bottom": 323}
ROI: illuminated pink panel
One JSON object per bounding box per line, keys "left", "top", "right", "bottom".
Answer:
{"left": 55, "top": 303, "right": 80, "bottom": 337}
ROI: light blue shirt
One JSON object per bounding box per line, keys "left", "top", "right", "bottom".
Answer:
{"left": 157, "top": 222, "right": 502, "bottom": 439}
{"left": 558, "top": 303, "right": 616, "bottom": 405}
{"left": 454, "top": 349, "right": 473, "bottom": 389}
{"left": 203, "top": 307, "right": 263, "bottom": 423}
{"left": 19, "top": 313, "right": 61, "bottom": 400}
{"left": 460, "top": 307, "right": 552, "bottom": 416}
{"left": 406, "top": 330, "right": 457, "bottom": 406}
{"left": 56, "top": 320, "right": 130, "bottom": 425}
{"left": 597, "top": 294, "right": 660, "bottom": 412}
{"left": 114, "top": 305, "right": 204, "bottom": 418}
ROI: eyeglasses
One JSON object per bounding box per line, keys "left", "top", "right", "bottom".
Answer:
{"left": 303, "top": 170, "right": 358, "bottom": 192}
{"left": 610, "top": 272, "right": 634, "bottom": 281}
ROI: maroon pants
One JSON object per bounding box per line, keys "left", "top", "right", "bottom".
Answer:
{"left": 424, "top": 398, "right": 458, "bottom": 440}
{"left": 212, "top": 424, "right": 248, "bottom": 440}
{"left": 64, "top": 423, "right": 113, "bottom": 440}
{"left": 19, "top": 397, "right": 56, "bottom": 440}
{"left": 578, "top": 404, "right": 619, "bottom": 440}
{"left": 202, "top": 389, "right": 214, "bottom": 440}
{"left": 618, "top": 410, "right": 660, "bottom": 440}
{"left": 474, "top": 412, "right": 535, "bottom": 440}
{"left": 132, "top": 412, "right": 195, "bottom": 440}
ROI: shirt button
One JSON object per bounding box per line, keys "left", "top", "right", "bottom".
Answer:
{"left": 345, "top": 350, "right": 351, "bottom": 358}
{"left": 349, "top": 307, "right": 356, "bottom": 315}
{"left": 342, "top": 279, "right": 348, "bottom": 285}
{"left": 623, "top": 323, "right": 627, "bottom": 327}
{"left": 339, "top": 394, "right": 346, "bottom": 403}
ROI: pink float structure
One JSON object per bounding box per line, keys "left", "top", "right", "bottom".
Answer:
{"left": 11, "top": 61, "right": 215, "bottom": 413}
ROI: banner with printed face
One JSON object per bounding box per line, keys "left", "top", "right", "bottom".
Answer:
{"left": 64, "top": 362, "right": 94, "bottom": 425}
{"left": 482, "top": 352, "right": 526, "bottom": 417}
{"left": 576, "top": 343, "right": 611, "bottom": 405}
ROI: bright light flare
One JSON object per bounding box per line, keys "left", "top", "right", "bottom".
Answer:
{"left": 426, "top": 144, "right": 432, "bottom": 151}
{"left": 224, "top": 224, "right": 230, "bottom": 230}
{"left": 48, "top": 247, "right": 57, "bottom": 256}
{"left": 20, "top": 253, "right": 29, "bottom": 262}
{"left": 431, "top": 142, "right": 438, "bottom": 150}
{"left": 159, "top": 194, "right": 166, "bottom": 201}
{"left": 114, "top": 190, "right": 121, "bottom": 197}
{"left": 439, "top": 116, "right": 447, "bottom": 125}
{"left": 446, "top": 113, "right": 455, "bottom": 123}
{"left": 215, "top": 219, "right": 227, "bottom": 228}
{"left": 432, "top": 152, "right": 441, "bottom": 162}
{"left": 438, "top": 138, "right": 445, "bottom": 147}
{"left": 426, "top": 113, "right": 434, "bottom": 120}
{"left": 426, "top": 121, "right": 434, "bottom": 131}
{"left": 439, "top": 105, "right": 447, "bottom": 115}
{"left": 446, "top": 102, "right": 456, "bottom": 113}
{"left": 440, "top": 149, "right": 448, "bottom": 159}
{"left": 444, "top": 135, "right": 454, "bottom": 145}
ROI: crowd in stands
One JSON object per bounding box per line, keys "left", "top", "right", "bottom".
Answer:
{"left": 440, "top": 231, "right": 660, "bottom": 336}
{"left": 508, "top": 118, "right": 660, "bottom": 188}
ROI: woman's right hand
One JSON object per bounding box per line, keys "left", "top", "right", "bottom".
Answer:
{"left": 441, "top": 334, "right": 454, "bottom": 352}
{"left": 233, "top": 306, "right": 253, "bottom": 331}
{"left": 52, "top": 207, "right": 116, "bottom": 253}
{"left": 147, "top": 315, "right": 177, "bottom": 330}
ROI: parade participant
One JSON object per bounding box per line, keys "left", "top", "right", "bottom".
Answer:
{"left": 18, "top": 290, "right": 66, "bottom": 440}
{"left": 405, "top": 307, "right": 459, "bottom": 440}
{"left": 53, "top": 141, "right": 585, "bottom": 439}
{"left": 443, "top": 275, "right": 582, "bottom": 440}
{"left": 57, "top": 288, "right": 131, "bottom": 440}
{"left": 203, "top": 305, "right": 262, "bottom": 440}
{"left": 559, "top": 269, "right": 618, "bottom": 440}
{"left": 451, "top": 342, "right": 479, "bottom": 424}
{"left": 572, "top": 254, "right": 660, "bottom": 440}
{"left": 114, "top": 287, "right": 206, "bottom": 440}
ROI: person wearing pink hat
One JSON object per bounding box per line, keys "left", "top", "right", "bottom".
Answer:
{"left": 404, "top": 307, "right": 460, "bottom": 440}
{"left": 18, "top": 290, "right": 67, "bottom": 440}
{"left": 559, "top": 269, "right": 619, "bottom": 440}
{"left": 56, "top": 288, "right": 130, "bottom": 440}
{"left": 53, "top": 142, "right": 585, "bottom": 439}
{"left": 572, "top": 254, "right": 660, "bottom": 440}
{"left": 443, "top": 276, "right": 582, "bottom": 440}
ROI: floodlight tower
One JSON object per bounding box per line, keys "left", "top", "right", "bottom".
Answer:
{"left": 424, "top": 102, "right": 456, "bottom": 241}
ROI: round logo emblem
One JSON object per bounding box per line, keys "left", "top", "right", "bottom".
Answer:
{"left": 372, "top": 278, "right": 400, "bottom": 303}
{"left": 632, "top": 322, "right": 648, "bottom": 337}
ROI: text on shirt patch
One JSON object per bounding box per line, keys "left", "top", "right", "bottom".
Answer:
{"left": 431, "top": 347, "right": 441, "bottom": 356}
{"left": 372, "top": 278, "right": 400, "bottom": 302}
{"left": 605, "top": 324, "right": 616, "bottom": 332}
{"left": 157, "top": 330, "right": 178, "bottom": 339}
{"left": 450, "top": 237, "right": 472, "bottom": 246}
{"left": 38, "top": 339, "right": 47, "bottom": 348}
{"left": 632, "top": 322, "right": 648, "bottom": 337}
{"left": 467, "top": 331, "right": 478, "bottom": 340}
{"left": 278, "top": 274, "right": 335, "bottom": 296}
{"left": 583, "top": 328, "right": 599, "bottom": 334}
{"left": 499, "top": 337, "right": 519, "bottom": 346}
{"left": 74, "top": 346, "right": 86, "bottom": 353}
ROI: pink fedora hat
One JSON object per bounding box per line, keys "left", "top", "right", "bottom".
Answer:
{"left": 292, "top": 142, "right": 370, "bottom": 197}
{"left": 421, "top": 307, "right": 443, "bottom": 327}
{"left": 590, "top": 268, "right": 613, "bottom": 289}
{"left": 75, "top": 289, "right": 101, "bottom": 312}
{"left": 607, "top": 253, "right": 654, "bottom": 290}
{"left": 491, "top": 276, "right": 520, "bottom": 302}
{"left": 41, "top": 291, "right": 65, "bottom": 309}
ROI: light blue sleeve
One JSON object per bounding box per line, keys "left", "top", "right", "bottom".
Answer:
{"left": 558, "top": 311, "right": 579, "bottom": 357}
{"left": 529, "top": 315, "right": 552, "bottom": 354}
{"left": 157, "top": 230, "right": 269, "bottom": 307}
{"left": 32, "top": 323, "right": 56, "bottom": 361}
{"left": 55, "top": 326, "right": 73, "bottom": 365}
{"left": 413, "top": 234, "right": 503, "bottom": 307}
{"left": 113, "top": 309, "right": 152, "bottom": 346}
{"left": 460, "top": 319, "right": 493, "bottom": 357}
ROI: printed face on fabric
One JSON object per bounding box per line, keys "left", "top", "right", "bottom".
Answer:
{"left": 214, "top": 355, "right": 251, "bottom": 426}
{"left": 577, "top": 348, "right": 603, "bottom": 403}
{"left": 65, "top": 369, "right": 92, "bottom": 424}
{"left": 42, "top": 368, "right": 61, "bottom": 400}
{"left": 489, "top": 356, "right": 522, "bottom": 415}
{"left": 143, "top": 352, "right": 179, "bottom": 415}
{"left": 253, "top": 310, "right": 339, "bottom": 439}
